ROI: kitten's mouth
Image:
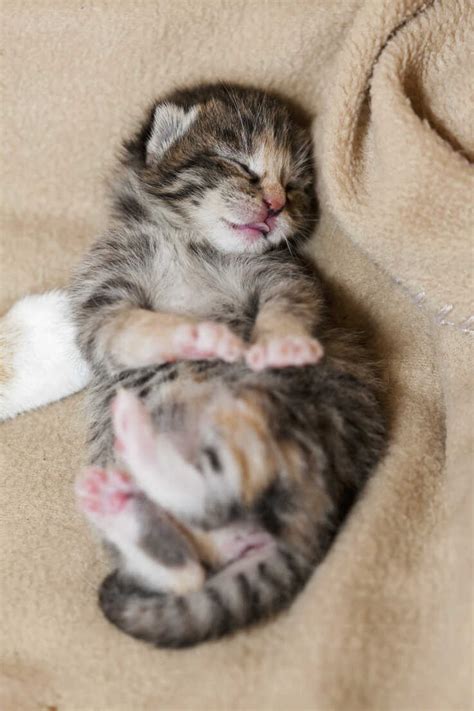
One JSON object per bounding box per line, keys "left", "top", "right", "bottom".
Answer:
{"left": 224, "top": 219, "right": 271, "bottom": 240}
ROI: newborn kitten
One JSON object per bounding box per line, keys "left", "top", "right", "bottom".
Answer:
{"left": 72, "top": 83, "right": 387, "bottom": 647}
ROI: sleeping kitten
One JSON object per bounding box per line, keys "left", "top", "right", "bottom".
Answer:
{"left": 71, "top": 83, "right": 387, "bottom": 647}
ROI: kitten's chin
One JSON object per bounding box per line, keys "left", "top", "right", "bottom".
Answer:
{"left": 206, "top": 225, "right": 275, "bottom": 255}
{"left": 206, "top": 224, "right": 284, "bottom": 254}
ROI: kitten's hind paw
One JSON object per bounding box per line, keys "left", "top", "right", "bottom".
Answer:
{"left": 246, "top": 335, "right": 324, "bottom": 371}
{"left": 75, "top": 466, "right": 137, "bottom": 518}
{"left": 173, "top": 321, "right": 245, "bottom": 363}
{"left": 76, "top": 465, "right": 206, "bottom": 593}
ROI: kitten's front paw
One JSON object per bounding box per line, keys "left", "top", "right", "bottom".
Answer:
{"left": 246, "top": 335, "right": 324, "bottom": 371}
{"left": 75, "top": 466, "right": 137, "bottom": 518}
{"left": 173, "top": 321, "right": 245, "bottom": 363}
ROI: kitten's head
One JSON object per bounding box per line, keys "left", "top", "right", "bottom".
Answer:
{"left": 123, "top": 84, "right": 317, "bottom": 254}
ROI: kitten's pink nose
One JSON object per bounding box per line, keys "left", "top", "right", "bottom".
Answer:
{"left": 263, "top": 184, "right": 286, "bottom": 215}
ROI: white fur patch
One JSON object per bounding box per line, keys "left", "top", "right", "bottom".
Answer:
{"left": 0, "top": 290, "right": 91, "bottom": 420}
{"left": 123, "top": 546, "right": 204, "bottom": 594}
{"left": 249, "top": 144, "right": 266, "bottom": 176}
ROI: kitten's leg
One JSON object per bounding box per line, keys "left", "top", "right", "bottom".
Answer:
{"left": 172, "top": 321, "right": 244, "bottom": 364}
{"left": 246, "top": 281, "right": 324, "bottom": 371}
{"left": 246, "top": 317, "right": 324, "bottom": 371}
{"left": 89, "top": 308, "right": 245, "bottom": 372}
{"left": 111, "top": 389, "right": 211, "bottom": 519}
{"left": 0, "top": 291, "right": 91, "bottom": 420}
{"left": 246, "top": 333, "right": 324, "bottom": 371}
{"left": 76, "top": 465, "right": 205, "bottom": 593}
{"left": 111, "top": 389, "right": 278, "bottom": 521}
{"left": 112, "top": 389, "right": 245, "bottom": 520}
{"left": 76, "top": 463, "right": 271, "bottom": 592}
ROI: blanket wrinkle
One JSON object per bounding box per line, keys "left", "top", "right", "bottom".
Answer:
{"left": 318, "top": 0, "right": 474, "bottom": 324}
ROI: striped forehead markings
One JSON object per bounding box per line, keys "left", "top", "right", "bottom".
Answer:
{"left": 249, "top": 140, "right": 291, "bottom": 183}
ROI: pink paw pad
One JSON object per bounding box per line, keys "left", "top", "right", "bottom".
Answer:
{"left": 246, "top": 335, "right": 324, "bottom": 371}
{"left": 212, "top": 524, "right": 274, "bottom": 564}
{"left": 76, "top": 466, "right": 136, "bottom": 516}
{"left": 173, "top": 322, "right": 244, "bottom": 362}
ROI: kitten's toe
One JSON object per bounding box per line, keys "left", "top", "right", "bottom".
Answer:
{"left": 246, "top": 336, "right": 324, "bottom": 370}
{"left": 267, "top": 335, "right": 324, "bottom": 366}
{"left": 173, "top": 323, "right": 200, "bottom": 355}
{"left": 245, "top": 343, "right": 268, "bottom": 371}
{"left": 76, "top": 466, "right": 137, "bottom": 519}
{"left": 213, "top": 326, "right": 245, "bottom": 362}
{"left": 173, "top": 321, "right": 244, "bottom": 362}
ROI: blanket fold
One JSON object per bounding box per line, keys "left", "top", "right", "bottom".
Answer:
{"left": 318, "top": 0, "right": 474, "bottom": 322}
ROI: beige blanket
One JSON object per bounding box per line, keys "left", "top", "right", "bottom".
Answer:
{"left": 1, "top": 1, "right": 472, "bottom": 709}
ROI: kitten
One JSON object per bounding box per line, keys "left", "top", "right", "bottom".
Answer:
{"left": 71, "top": 83, "right": 387, "bottom": 647}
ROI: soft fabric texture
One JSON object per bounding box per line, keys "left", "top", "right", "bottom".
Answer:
{"left": 1, "top": 0, "right": 472, "bottom": 709}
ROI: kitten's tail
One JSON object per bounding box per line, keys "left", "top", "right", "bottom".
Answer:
{"left": 0, "top": 290, "right": 90, "bottom": 420}
{"left": 99, "top": 542, "right": 314, "bottom": 648}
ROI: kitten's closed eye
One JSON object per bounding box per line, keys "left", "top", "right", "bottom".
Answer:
{"left": 136, "top": 88, "right": 318, "bottom": 254}
{"left": 232, "top": 160, "right": 260, "bottom": 184}
{"left": 218, "top": 155, "right": 260, "bottom": 184}
{"left": 287, "top": 180, "right": 313, "bottom": 196}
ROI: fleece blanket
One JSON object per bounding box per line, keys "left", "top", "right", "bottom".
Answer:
{"left": 1, "top": 0, "right": 472, "bottom": 709}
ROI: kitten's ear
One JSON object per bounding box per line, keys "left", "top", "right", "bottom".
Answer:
{"left": 146, "top": 103, "right": 198, "bottom": 164}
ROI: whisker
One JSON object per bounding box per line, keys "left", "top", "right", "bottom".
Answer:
{"left": 284, "top": 235, "right": 295, "bottom": 259}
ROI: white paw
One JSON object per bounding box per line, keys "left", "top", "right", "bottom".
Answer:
{"left": 173, "top": 321, "right": 245, "bottom": 363}
{"left": 246, "top": 335, "right": 324, "bottom": 371}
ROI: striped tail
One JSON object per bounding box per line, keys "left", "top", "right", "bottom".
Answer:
{"left": 99, "top": 543, "right": 315, "bottom": 648}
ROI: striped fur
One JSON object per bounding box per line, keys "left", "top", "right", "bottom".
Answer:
{"left": 71, "top": 83, "right": 387, "bottom": 647}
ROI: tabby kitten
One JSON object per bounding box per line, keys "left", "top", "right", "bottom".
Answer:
{"left": 72, "top": 83, "right": 386, "bottom": 648}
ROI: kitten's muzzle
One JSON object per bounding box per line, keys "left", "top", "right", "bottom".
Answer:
{"left": 262, "top": 183, "right": 286, "bottom": 215}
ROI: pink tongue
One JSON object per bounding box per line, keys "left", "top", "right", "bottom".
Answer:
{"left": 241, "top": 222, "right": 270, "bottom": 234}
